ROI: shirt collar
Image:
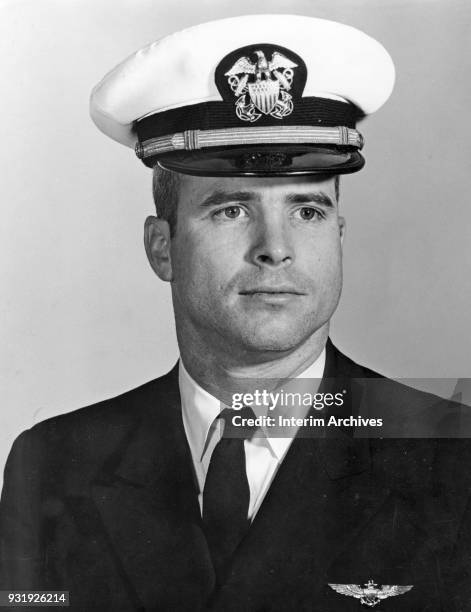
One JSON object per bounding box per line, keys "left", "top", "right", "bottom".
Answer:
{"left": 267, "top": 350, "right": 325, "bottom": 460}
{"left": 179, "top": 348, "right": 326, "bottom": 463}
{"left": 179, "top": 360, "right": 221, "bottom": 465}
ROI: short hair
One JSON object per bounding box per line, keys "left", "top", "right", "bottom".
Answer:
{"left": 334, "top": 174, "right": 340, "bottom": 202}
{"left": 152, "top": 164, "right": 340, "bottom": 237}
{"left": 152, "top": 164, "right": 180, "bottom": 237}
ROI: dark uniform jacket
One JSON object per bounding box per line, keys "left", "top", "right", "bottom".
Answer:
{"left": 1, "top": 340, "right": 471, "bottom": 611}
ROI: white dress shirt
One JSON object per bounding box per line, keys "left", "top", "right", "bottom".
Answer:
{"left": 179, "top": 350, "right": 326, "bottom": 520}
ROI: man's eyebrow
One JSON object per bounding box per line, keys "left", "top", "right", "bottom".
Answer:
{"left": 285, "top": 192, "right": 335, "bottom": 207}
{"left": 199, "top": 190, "right": 260, "bottom": 207}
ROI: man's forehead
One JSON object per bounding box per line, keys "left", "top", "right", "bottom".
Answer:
{"left": 178, "top": 173, "right": 337, "bottom": 204}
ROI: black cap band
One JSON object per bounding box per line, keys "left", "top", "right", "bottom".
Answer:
{"left": 135, "top": 97, "right": 363, "bottom": 142}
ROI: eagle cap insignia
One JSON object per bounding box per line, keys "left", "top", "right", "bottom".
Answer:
{"left": 215, "top": 44, "right": 307, "bottom": 123}
{"left": 328, "top": 580, "right": 413, "bottom": 608}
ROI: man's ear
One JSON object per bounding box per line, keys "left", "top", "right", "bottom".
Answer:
{"left": 338, "top": 215, "right": 346, "bottom": 247}
{"left": 144, "top": 216, "right": 173, "bottom": 281}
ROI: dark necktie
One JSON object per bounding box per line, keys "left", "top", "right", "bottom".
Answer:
{"left": 202, "top": 406, "right": 255, "bottom": 583}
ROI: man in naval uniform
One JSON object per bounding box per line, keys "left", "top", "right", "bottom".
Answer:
{"left": 1, "top": 14, "right": 471, "bottom": 612}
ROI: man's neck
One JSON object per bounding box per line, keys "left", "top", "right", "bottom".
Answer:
{"left": 177, "top": 325, "right": 329, "bottom": 405}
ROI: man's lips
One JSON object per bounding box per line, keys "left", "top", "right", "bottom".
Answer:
{"left": 239, "top": 286, "right": 306, "bottom": 295}
{"left": 239, "top": 288, "right": 305, "bottom": 305}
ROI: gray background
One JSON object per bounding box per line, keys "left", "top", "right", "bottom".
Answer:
{"left": 1, "top": 0, "right": 470, "bottom": 486}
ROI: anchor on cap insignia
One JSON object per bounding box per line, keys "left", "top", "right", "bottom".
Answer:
{"left": 328, "top": 579, "right": 413, "bottom": 607}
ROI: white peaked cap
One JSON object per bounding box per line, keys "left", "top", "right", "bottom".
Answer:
{"left": 90, "top": 14, "right": 395, "bottom": 176}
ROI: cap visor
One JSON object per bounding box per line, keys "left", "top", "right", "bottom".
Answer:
{"left": 146, "top": 145, "right": 364, "bottom": 176}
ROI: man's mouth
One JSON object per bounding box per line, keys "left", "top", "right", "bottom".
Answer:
{"left": 239, "top": 287, "right": 306, "bottom": 303}
{"left": 239, "top": 286, "right": 305, "bottom": 295}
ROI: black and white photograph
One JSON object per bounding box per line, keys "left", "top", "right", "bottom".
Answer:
{"left": 1, "top": 1, "right": 470, "bottom": 610}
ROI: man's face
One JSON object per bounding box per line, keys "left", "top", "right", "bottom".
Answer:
{"left": 149, "top": 174, "right": 345, "bottom": 358}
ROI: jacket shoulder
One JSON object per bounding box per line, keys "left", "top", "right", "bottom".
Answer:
{"left": 28, "top": 366, "right": 177, "bottom": 436}
{"left": 4, "top": 366, "right": 179, "bottom": 485}
{"left": 331, "top": 341, "right": 470, "bottom": 439}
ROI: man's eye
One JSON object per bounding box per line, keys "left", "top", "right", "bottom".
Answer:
{"left": 214, "top": 206, "right": 246, "bottom": 219}
{"left": 296, "top": 207, "right": 323, "bottom": 221}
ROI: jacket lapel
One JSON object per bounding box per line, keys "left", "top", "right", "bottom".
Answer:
{"left": 90, "top": 365, "right": 215, "bottom": 610}
{"left": 209, "top": 341, "right": 391, "bottom": 609}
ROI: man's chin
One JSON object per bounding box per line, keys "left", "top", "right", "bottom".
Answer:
{"left": 241, "top": 338, "right": 302, "bottom": 354}
{"left": 212, "top": 307, "right": 326, "bottom": 354}
{"left": 235, "top": 322, "right": 313, "bottom": 354}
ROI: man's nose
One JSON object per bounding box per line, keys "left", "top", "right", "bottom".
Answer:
{"left": 248, "top": 217, "right": 294, "bottom": 268}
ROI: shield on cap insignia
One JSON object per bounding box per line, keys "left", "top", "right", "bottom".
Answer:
{"left": 248, "top": 78, "right": 280, "bottom": 115}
